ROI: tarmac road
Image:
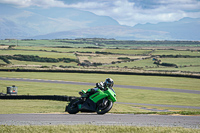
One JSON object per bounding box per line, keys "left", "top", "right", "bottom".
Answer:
{"left": 0, "top": 113, "right": 200, "bottom": 128}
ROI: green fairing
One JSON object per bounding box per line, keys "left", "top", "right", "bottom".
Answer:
{"left": 105, "top": 88, "right": 117, "bottom": 102}
{"left": 82, "top": 90, "right": 86, "bottom": 94}
{"left": 89, "top": 89, "right": 107, "bottom": 103}
{"left": 89, "top": 89, "right": 117, "bottom": 103}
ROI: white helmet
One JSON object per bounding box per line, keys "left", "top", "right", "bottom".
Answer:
{"left": 104, "top": 78, "right": 114, "bottom": 88}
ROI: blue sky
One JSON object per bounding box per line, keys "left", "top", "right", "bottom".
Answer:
{"left": 0, "top": 0, "right": 200, "bottom": 26}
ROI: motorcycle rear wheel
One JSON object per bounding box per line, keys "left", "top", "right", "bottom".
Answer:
{"left": 97, "top": 99, "right": 113, "bottom": 115}
{"left": 67, "top": 99, "right": 79, "bottom": 114}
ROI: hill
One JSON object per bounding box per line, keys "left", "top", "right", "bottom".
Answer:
{"left": 0, "top": 4, "right": 199, "bottom": 40}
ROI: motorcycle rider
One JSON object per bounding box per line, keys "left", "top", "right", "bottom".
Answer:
{"left": 79, "top": 78, "right": 115, "bottom": 98}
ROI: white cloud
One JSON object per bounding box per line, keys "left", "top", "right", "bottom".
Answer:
{"left": 0, "top": 0, "right": 200, "bottom": 26}
{"left": 0, "top": 0, "right": 66, "bottom": 7}
{"left": 158, "top": 0, "right": 200, "bottom": 10}
{"left": 64, "top": 1, "right": 106, "bottom": 9}
{"left": 62, "top": 0, "right": 200, "bottom": 26}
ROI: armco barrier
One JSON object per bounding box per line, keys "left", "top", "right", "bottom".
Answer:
{"left": 0, "top": 95, "right": 77, "bottom": 101}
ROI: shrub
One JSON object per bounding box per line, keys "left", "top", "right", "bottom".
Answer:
{"left": 118, "top": 57, "right": 130, "bottom": 60}
{"left": 0, "top": 56, "right": 11, "bottom": 64}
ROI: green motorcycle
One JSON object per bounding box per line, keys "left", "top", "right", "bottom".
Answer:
{"left": 66, "top": 87, "right": 117, "bottom": 114}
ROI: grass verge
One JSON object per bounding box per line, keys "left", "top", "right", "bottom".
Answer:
{"left": 1, "top": 80, "right": 200, "bottom": 107}
{"left": 0, "top": 72, "right": 199, "bottom": 91}
{"left": 0, "top": 100, "right": 67, "bottom": 114}
{"left": 0, "top": 100, "right": 200, "bottom": 115}
{"left": 0, "top": 125, "right": 199, "bottom": 133}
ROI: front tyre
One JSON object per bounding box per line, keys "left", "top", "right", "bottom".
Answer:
{"left": 97, "top": 99, "right": 113, "bottom": 115}
{"left": 67, "top": 99, "right": 79, "bottom": 114}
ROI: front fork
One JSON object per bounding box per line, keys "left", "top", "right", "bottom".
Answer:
{"left": 102, "top": 98, "right": 108, "bottom": 106}
{"left": 98, "top": 98, "right": 109, "bottom": 110}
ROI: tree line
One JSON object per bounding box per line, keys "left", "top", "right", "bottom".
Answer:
{"left": 54, "top": 39, "right": 200, "bottom": 45}
{"left": 158, "top": 55, "right": 200, "bottom": 58}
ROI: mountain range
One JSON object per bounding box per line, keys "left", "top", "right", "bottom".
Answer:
{"left": 0, "top": 4, "right": 200, "bottom": 40}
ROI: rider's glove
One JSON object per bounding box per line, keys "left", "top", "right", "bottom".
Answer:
{"left": 96, "top": 82, "right": 104, "bottom": 90}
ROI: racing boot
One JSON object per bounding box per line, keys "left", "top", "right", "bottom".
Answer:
{"left": 79, "top": 90, "right": 88, "bottom": 101}
{"left": 79, "top": 90, "right": 87, "bottom": 96}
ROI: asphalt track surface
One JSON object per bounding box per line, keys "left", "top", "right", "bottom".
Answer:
{"left": 0, "top": 113, "right": 200, "bottom": 128}
{"left": 1, "top": 77, "right": 200, "bottom": 109}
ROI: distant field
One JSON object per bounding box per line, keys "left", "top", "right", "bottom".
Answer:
{"left": 0, "top": 40, "right": 200, "bottom": 74}
{"left": 1, "top": 47, "right": 200, "bottom": 73}
{"left": 156, "top": 58, "right": 200, "bottom": 66}
{"left": 0, "top": 59, "right": 6, "bottom": 65}
{"left": 106, "top": 58, "right": 156, "bottom": 68}
{"left": 10, "top": 60, "right": 78, "bottom": 67}
{"left": 1, "top": 39, "right": 200, "bottom": 48}
{"left": 104, "top": 49, "right": 152, "bottom": 55}
{"left": 152, "top": 50, "right": 200, "bottom": 56}
{"left": 0, "top": 39, "right": 96, "bottom": 47}
{"left": 146, "top": 66, "right": 200, "bottom": 72}
{"left": 0, "top": 49, "right": 76, "bottom": 59}
{"left": 15, "top": 46, "right": 100, "bottom": 53}
{"left": 106, "top": 58, "right": 200, "bottom": 72}
{"left": 77, "top": 53, "right": 148, "bottom": 64}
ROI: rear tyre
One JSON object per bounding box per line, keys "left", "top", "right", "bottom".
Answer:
{"left": 67, "top": 99, "right": 79, "bottom": 114}
{"left": 97, "top": 99, "right": 113, "bottom": 115}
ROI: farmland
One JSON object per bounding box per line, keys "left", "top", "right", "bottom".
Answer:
{"left": 0, "top": 39, "right": 200, "bottom": 76}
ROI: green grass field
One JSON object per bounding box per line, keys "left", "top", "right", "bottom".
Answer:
{"left": 146, "top": 66, "right": 200, "bottom": 72}
{"left": 157, "top": 58, "right": 200, "bottom": 66}
{"left": 0, "top": 100, "right": 67, "bottom": 114}
{"left": 0, "top": 72, "right": 199, "bottom": 90}
{"left": 152, "top": 50, "right": 200, "bottom": 56}
{"left": 106, "top": 58, "right": 156, "bottom": 68}
{"left": 0, "top": 60, "right": 6, "bottom": 65}
{"left": 0, "top": 49, "right": 76, "bottom": 59}
{"left": 0, "top": 39, "right": 97, "bottom": 47}
{"left": 10, "top": 60, "right": 78, "bottom": 67}
{"left": 15, "top": 46, "right": 101, "bottom": 53}
{"left": 1, "top": 80, "right": 199, "bottom": 107}
{"left": 0, "top": 125, "right": 199, "bottom": 133}
{"left": 0, "top": 72, "right": 199, "bottom": 114}
{"left": 104, "top": 49, "right": 152, "bottom": 55}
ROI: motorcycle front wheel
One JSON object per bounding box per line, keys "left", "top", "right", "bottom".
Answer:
{"left": 97, "top": 99, "right": 113, "bottom": 115}
{"left": 67, "top": 99, "right": 79, "bottom": 114}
